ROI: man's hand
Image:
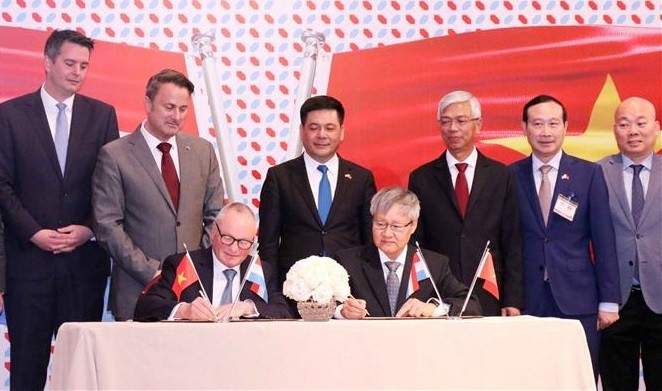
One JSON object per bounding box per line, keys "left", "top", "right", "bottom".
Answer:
{"left": 340, "top": 297, "right": 368, "bottom": 319}
{"left": 30, "top": 225, "right": 93, "bottom": 253}
{"left": 396, "top": 298, "right": 437, "bottom": 318}
{"left": 175, "top": 297, "right": 216, "bottom": 321}
{"left": 215, "top": 300, "right": 255, "bottom": 320}
{"left": 501, "top": 307, "right": 521, "bottom": 316}
{"left": 597, "top": 310, "right": 619, "bottom": 330}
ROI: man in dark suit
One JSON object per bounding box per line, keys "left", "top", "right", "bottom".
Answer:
{"left": 511, "top": 94, "right": 621, "bottom": 378}
{"left": 259, "top": 95, "right": 376, "bottom": 287}
{"left": 93, "top": 69, "right": 224, "bottom": 320}
{"left": 598, "top": 97, "right": 661, "bottom": 390}
{"left": 0, "top": 30, "right": 119, "bottom": 390}
{"left": 337, "top": 187, "right": 480, "bottom": 319}
{"left": 134, "top": 203, "right": 292, "bottom": 320}
{"left": 408, "top": 90, "right": 523, "bottom": 316}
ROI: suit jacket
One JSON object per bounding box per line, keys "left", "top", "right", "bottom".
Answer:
{"left": 408, "top": 151, "right": 524, "bottom": 315}
{"left": 0, "top": 90, "right": 118, "bottom": 283}
{"left": 258, "top": 154, "right": 376, "bottom": 285}
{"left": 598, "top": 153, "right": 661, "bottom": 313}
{"left": 133, "top": 247, "right": 293, "bottom": 320}
{"left": 92, "top": 128, "right": 224, "bottom": 320}
{"left": 335, "top": 245, "right": 481, "bottom": 317}
{"left": 511, "top": 152, "right": 621, "bottom": 316}
{"left": 0, "top": 209, "right": 5, "bottom": 292}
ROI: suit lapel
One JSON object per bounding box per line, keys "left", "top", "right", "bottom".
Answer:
{"left": 603, "top": 154, "right": 635, "bottom": 229}
{"left": 326, "top": 156, "right": 351, "bottom": 225}
{"left": 290, "top": 156, "right": 322, "bottom": 226}
{"left": 27, "top": 91, "right": 63, "bottom": 179}
{"left": 467, "top": 152, "right": 489, "bottom": 215}
{"left": 176, "top": 134, "right": 193, "bottom": 213}
{"left": 518, "top": 156, "right": 546, "bottom": 230}
{"left": 65, "top": 95, "right": 88, "bottom": 179}
{"left": 396, "top": 246, "right": 415, "bottom": 309}
{"left": 196, "top": 249, "right": 214, "bottom": 298}
{"left": 641, "top": 154, "right": 661, "bottom": 222}
{"left": 434, "top": 153, "right": 462, "bottom": 217}
{"left": 128, "top": 129, "right": 176, "bottom": 214}
{"left": 550, "top": 153, "right": 576, "bottom": 229}
{"left": 363, "top": 246, "right": 391, "bottom": 316}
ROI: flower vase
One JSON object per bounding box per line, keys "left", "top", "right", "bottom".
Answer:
{"left": 297, "top": 300, "right": 336, "bottom": 321}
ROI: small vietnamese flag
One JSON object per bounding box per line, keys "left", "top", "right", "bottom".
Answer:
{"left": 478, "top": 252, "right": 499, "bottom": 300}
{"left": 172, "top": 253, "right": 200, "bottom": 301}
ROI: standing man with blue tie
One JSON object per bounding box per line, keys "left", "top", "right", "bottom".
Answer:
{"left": 0, "top": 29, "right": 119, "bottom": 390}
{"left": 259, "top": 95, "right": 376, "bottom": 289}
{"left": 511, "top": 94, "right": 621, "bottom": 379}
{"left": 598, "top": 97, "right": 661, "bottom": 390}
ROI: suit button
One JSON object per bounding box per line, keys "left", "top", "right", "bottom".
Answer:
{"left": 543, "top": 238, "right": 549, "bottom": 243}
{"left": 176, "top": 221, "right": 181, "bottom": 227}
{"left": 636, "top": 234, "right": 643, "bottom": 239}
{"left": 321, "top": 230, "right": 327, "bottom": 235}
{"left": 628, "top": 261, "right": 634, "bottom": 266}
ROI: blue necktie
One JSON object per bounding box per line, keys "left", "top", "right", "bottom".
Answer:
{"left": 221, "top": 269, "right": 237, "bottom": 304}
{"left": 317, "top": 165, "right": 332, "bottom": 224}
{"left": 54, "top": 102, "right": 68, "bottom": 175}
{"left": 631, "top": 164, "right": 644, "bottom": 283}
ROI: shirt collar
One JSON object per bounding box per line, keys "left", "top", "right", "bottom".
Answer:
{"left": 445, "top": 147, "right": 478, "bottom": 168}
{"left": 621, "top": 153, "right": 653, "bottom": 172}
{"left": 302, "top": 151, "right": 339, "bottom": 174}
{"left": 532, "top": 150, "right": 563, "bottom": 172}
{"left": 40, "top": 85, "right": 75, "bottom": 108}
{"left": 140, "top": 120, "right": 177, "bottom": 151}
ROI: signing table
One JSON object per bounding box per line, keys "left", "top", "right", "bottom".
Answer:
{"left": 51, "top": 316, "right": 594, "bottom": 390}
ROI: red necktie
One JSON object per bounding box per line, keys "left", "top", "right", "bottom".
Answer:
{"left": 157, "top": 142, "right": 179, "bottom": 211}
{"left": 455, "top": 163, "right": 469, "bottom": 217}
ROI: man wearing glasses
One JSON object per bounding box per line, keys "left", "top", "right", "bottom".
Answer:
{"left": 408, "top": 90, "right": 524, "bottom": 316}
{"left": 134, "top": 203, "right": 292, "bottom": 321}
{"left": 336, "top": 187, "right": 480, "bottom": 318}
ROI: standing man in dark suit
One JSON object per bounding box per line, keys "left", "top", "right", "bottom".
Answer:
{"left": 408, "top": 90, "right": 523, "bottom": 316}
{"left": 511, "top": 94, "right": 621, "bottom": 378}
{"left": 0, "top": 29, "right": 119, "bottom": 390}
{"left": 598, "top": 97, "right": 661, "bottom": 390}
{"left": 92, "top": 69, "right": 224, "bottom": 320}
{"left": 337, "top": 187, "right": 481, "bottom": 319}
{"left": 134, "top": 202, "right": 292, "bottom": 321}
{"left": 259, "top": 95, "right": 376, "bottom": 287}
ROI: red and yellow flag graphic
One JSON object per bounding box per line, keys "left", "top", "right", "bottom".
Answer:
{"left": 172, "top": 254, "right": 199, "bottom": 301}
{"left": 478, "top": 253, "right": 499, "bottom": 300}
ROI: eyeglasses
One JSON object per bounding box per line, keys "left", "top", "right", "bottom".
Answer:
{"left": 215, "top": 223, "right": 254, "bottom": 250}
{"left": 373, "top": 220, "right": 413, "bottom": 233}
{"left": 439, "top": 116, "right": 480, "bottom": 129}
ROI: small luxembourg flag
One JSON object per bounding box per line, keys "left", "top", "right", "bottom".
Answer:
{"left": 406, "top": 250, "right": 431, "bottom": 297}
{"left": 246, "top": 255, "right": 269, "bottom": 303}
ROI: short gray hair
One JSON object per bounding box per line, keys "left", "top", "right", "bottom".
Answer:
{"left": 437, "top": 90, "right": 482, "bottom": 120}
{"left": 215, "top": 202, "right": 255, "bottom": 224}
{"left": 370, "top": 186, "right": 420, "bottom": 221}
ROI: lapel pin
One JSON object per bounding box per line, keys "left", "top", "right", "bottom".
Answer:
{"left": 344, "top": 173, "right": 352, "bottom": 179}
{"left": 185, "top": 146, "right": 191, "bottom": 151}
{"left": 561, "top": 173, "right": 570, "bottom": 180}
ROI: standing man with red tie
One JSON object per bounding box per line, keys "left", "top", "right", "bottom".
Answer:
{"left": 0, "top": 30, "right": 119, "bottom": 390}
{"left": 92, "top": 69, "right": 224, "bottom": 321}
{"left": 408, "top": 90, "right": 524, "bottom": 316}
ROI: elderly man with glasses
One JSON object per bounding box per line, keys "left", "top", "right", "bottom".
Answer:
{"left": 408, "top": 90, "right": 524, "bottom": 317}
{"left": 133, "top": 203, "right": 293, "bottom": 321}
{"left": 336, "top": 186, "right": 481, "bottom": 319}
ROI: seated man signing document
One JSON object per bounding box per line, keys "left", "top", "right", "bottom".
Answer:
{"left": 134, "top": 203, "right": 293, "bottom": 321}
{"left": 336, "top": 187, "right": 481, "bottom": 319}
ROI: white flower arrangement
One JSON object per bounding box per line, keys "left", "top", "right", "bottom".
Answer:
{"left": 283, "top": 256, "right": 351, "bottom": 303}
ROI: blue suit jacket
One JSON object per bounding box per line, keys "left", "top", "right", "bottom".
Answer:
{"left": 511, "top": 152, "right": 620, "bottom": 315}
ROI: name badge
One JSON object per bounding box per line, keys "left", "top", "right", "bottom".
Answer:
{"left": 553, "top": 194, "right": 578, "bottom": 221}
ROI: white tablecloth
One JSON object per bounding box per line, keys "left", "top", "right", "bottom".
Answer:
{"left": 51, "top": 315, "right": 595, "bottom": 390}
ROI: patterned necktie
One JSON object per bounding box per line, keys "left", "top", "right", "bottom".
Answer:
{"left": 157, "top": 142, "right": 180, "bottom": 211}
{"left": 538, "top": 165, "right": 552, "bottom": 226}
{"left": 221, "top": 269, "right": 237, "bottom": 305}
{"left": 317, "top": 165, "right": 332, "bottom": 224}
{"left": 385, "top": 261, "right": 400, "bottom": 316}
{"left": 631, "top": 164, "right": 645, "bottom": 283}
{"left": 454, "top": 163, "right": 469, "bottom": 217}
{"left": 54, "top": 102, "right": 68, "bottom": 175}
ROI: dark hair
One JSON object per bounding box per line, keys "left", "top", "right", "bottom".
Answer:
{"left": 145, "top": 69, "right": 195, "bottom": 100}
{"left": 44, "top": 29, "right": 94, "bottom": 60}
{"left": 522, "top": 95, "right": 567, "bottom": 123}
{"left": 300, "top": 95, "right": 345, "bottom": 125}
